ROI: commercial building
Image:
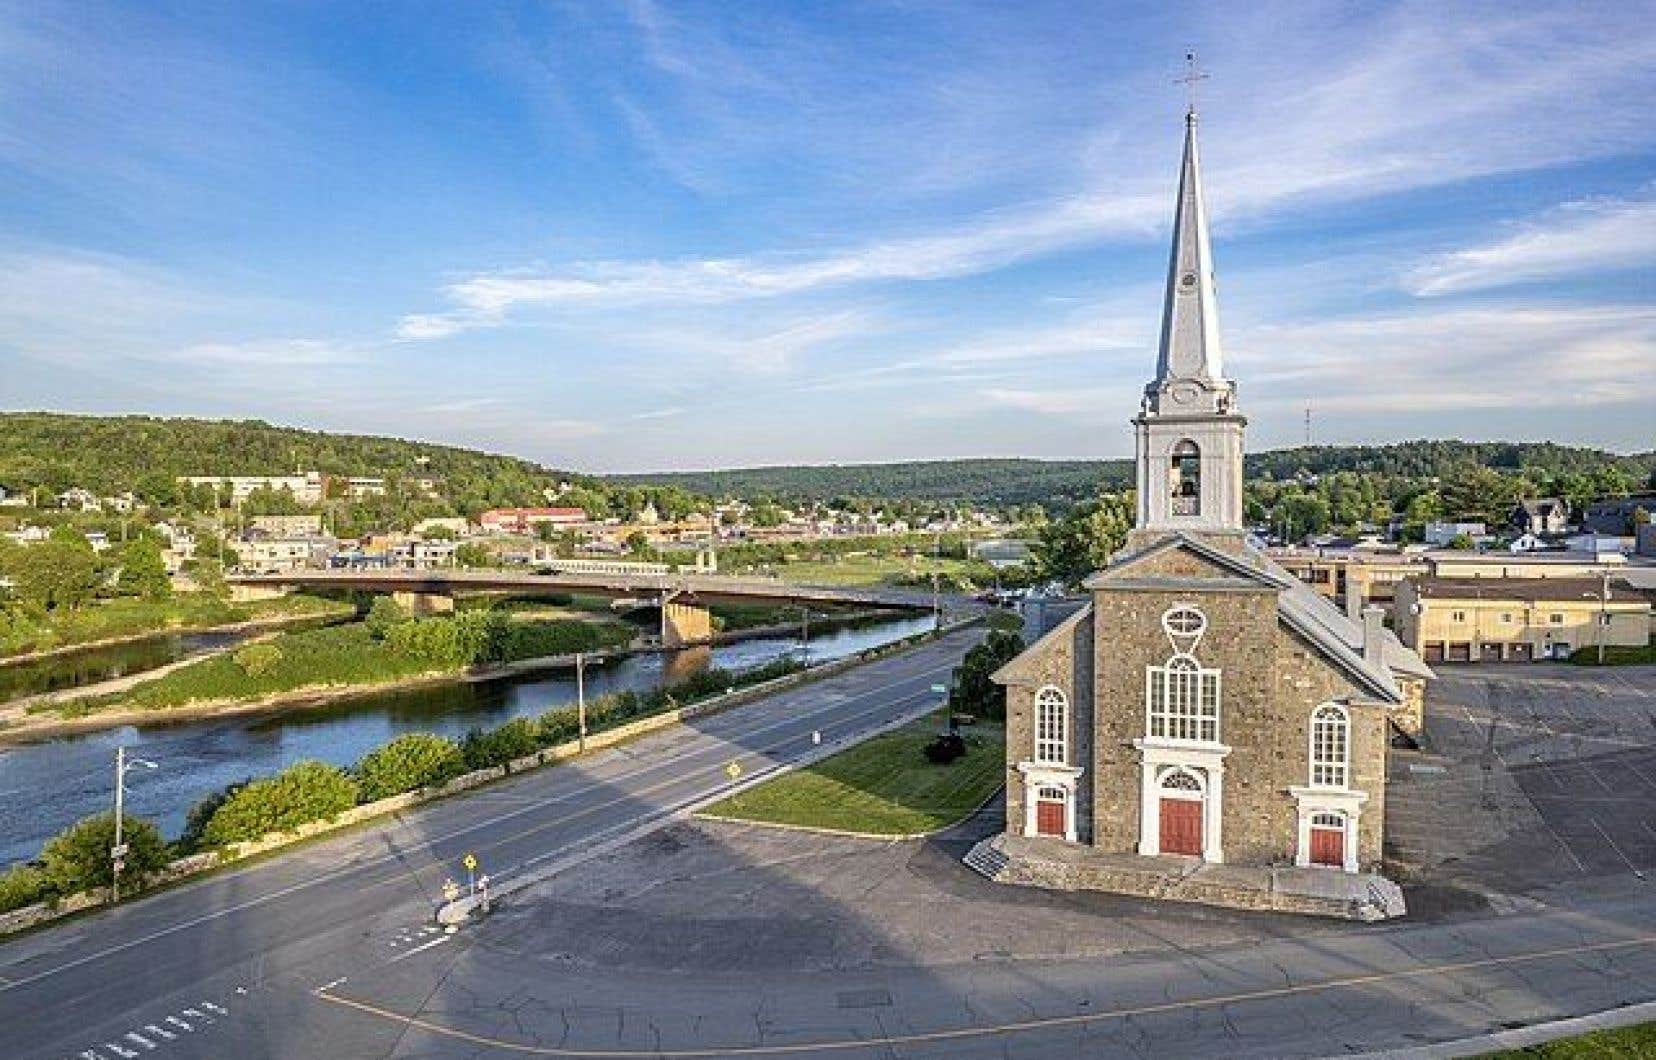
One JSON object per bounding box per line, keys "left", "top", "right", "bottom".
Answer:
{"left": 1394, "top": 576, "right": 1652, "bottom": 662}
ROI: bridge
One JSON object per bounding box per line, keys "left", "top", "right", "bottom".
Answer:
{"left": 226, "top": 568, "right": 932, "bottom": 647}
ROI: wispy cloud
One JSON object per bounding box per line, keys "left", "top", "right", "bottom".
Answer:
{"left": 151, "top": 339, "right": 364, "bottom": 366}
{"left": 1404, "top": 191, "right": 1656, "bottom": 296}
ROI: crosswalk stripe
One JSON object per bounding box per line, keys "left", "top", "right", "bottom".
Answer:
{"left": 143, "top": 1024, "right": 175, "bottom": 1040}
{"left": 200, "top": 1001, "right": 228, "bottom": 1015}
{"left": 122, "top": 1032, "right": 154, "bottom": 1050}
{"left": 163, "top": 1016, "right": 191, "bottom": 1032}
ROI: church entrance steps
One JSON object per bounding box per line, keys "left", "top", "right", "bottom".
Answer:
{"left": 963, "top": 834, "right": 1406, "bottom": 922}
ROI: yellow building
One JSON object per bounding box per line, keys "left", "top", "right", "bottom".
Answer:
{"left": 1394, "top": 576, "right": 1651, "bottom": 663}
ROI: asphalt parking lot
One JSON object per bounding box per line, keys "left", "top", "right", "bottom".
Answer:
{"left": 1386, "top": 663, "right": 1656, "bottom": 906}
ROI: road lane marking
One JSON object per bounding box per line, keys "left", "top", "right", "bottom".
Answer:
{"left": 388, "top": 935, "right": 452, "bottom": 963}
{"left": 314, "top": 931, "right": 1656, "bottom": 1057}
{"left": 121, "top": 1033, "right": 154, "bottom": 1051}
{"left": 0, "top": 653, "right": 963, "bottom": 994}
{"left": 142, "top": 1024, "right": 175, "bottom": 1040}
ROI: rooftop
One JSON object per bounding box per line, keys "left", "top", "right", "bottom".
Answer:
{"left": 1409, "top": 576, "right": 1651, "bottom": 605}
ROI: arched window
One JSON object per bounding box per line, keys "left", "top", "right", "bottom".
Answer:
{"left": 1159, "top": 767, "right": 1203, "bottom": 794}
{"left": 1309, "top": 704, "right": 1350, "bottom": 788}
{"left": 1035, "top": 686, "right": 1068, "bottom": 764}
{"left": 1146, "top": 653, "right": 1221, "bottom": 743}
{"left": 1170, "top": 440, "right": 1201, "bottom": 516}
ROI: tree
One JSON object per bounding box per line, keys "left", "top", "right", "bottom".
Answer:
{"left": 11, "top": 532, "right": 101, "bottom": 611}
{"left": 364, "top": 595, "right": 409, "bottom": 639}
{"left": 200, "top": 761, "right": 359, "bottom": 846}
{"left": 355, "top": 733, "right": 466, "bottom": 801}
{"left": 115, "top": 538, "right": 171, "bottom": 600}
{"left": 1275, "top": 492, "right": 1332, "bottom": 542}
{"left": 454, "top": 542, "right": 492, "bottom": 568}
{"left": 1034, "top": 493, "right": 1132, "bottom": 587}
{"left": 40, "top": 813, "right": 168, "bottom": 895}
{"left": 949, "top": 630, "right": 1024, "bottom": 721}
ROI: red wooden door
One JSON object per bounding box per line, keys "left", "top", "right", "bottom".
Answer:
{"left": 1159, "top": 799, "right": 1202, "bottom": 856}
{"left": 1310, "top": 826, "right": 1344, "bottom": 867}
{"left": 1036, "top": 799, "right": 1065, "bottom": 837}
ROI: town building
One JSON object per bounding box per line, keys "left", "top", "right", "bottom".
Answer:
{"left": 1582, "top": 495, "right": 1656, "bottom": 535}
{"left": 1394, "top": 576, "right": 1652, "bottom": 662}
{"left": 1511, "top": 497, "right": 1570, "bottom": 536}
{"left": 248, "top": 514, "right": 323, "bottom": 536}
{"left": 977, "top": 103, "right": 1431, "bottom": 919}
{"left": 239, "top": 535, "right": 336, "bottom": 573}
{"left": 1422, "top": 520, "right": 1489, "bottom": 547}
{"left": 55, "top": 487, "right": 101, "bottom": 511}
{"left": 477, "top": 507, "right": 587, "bottom": 534}
{"left": 179, "top": 473, "right": 325, "bottom": 506}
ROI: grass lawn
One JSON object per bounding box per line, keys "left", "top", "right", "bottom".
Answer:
{"left": 1480, "top": 1020, "right": 1656, "bottom": 1057}
{"left": 1570, "top": 644, "right": 1656, "bottom": 666}
{"left": 703, "top": 709, "right": 1005, "bottom": 835}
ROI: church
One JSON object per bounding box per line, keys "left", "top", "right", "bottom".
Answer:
{"left": 977, "top": 102, "right": 1433, "bottom": 919}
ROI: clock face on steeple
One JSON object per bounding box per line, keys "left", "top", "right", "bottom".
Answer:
{"left": 1179, "top": 271, "right": 1198, "bottom": 291}
{"left": 1170, "top": 383, "right": 1199, "bottom": 406}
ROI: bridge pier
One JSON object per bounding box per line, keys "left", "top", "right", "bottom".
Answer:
{"left": 660, "top": 595, "right": 713, "bottom": 648}
{"left": 392, "top": 590, "right": 456, "bottom": 617}
{"left": 228, "top": 583, "right": 292, "bottom": 603}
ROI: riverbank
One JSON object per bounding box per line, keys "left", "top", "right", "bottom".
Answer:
{"left": 0, "top": 607, "right": 921, "bottom": 746}
{"left": 0, "top": 595, "right": 353, "bottom": 669}
{"left": 0, "top": 616, "right": 636, "bottom": 745}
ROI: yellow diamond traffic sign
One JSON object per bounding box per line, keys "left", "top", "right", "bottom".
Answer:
{"left": 462, "top": 853, "right": 478, "bottom": 872}
{"left": 725, "top": 761, "right": 742, "bottom": 780}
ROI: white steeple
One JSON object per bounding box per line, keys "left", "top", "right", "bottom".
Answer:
{"left": 1150, "top": 108, "right": 1229, "bottom": 398}
{"left": 1132, "top": 85, "right": 1247, "bottom": 535}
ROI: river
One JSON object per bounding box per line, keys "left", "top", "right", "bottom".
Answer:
{"left": 0, "top": 631, "right": 250, "bottom": 703}
{"left": 0, "top": 614, "right": 938, "bottom": 867}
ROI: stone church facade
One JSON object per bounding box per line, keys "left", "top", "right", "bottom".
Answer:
{"left": 984, "top": 104, "right": 1431, "bottom": 911}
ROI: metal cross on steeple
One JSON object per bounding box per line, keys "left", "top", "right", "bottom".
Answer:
{"left": 1174, "top": 51, "right": 1208, "bottom": 117}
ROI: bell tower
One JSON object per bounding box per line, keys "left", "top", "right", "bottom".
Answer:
{"left": 1132, "top": 96, "right": 1246, "bottom": 536}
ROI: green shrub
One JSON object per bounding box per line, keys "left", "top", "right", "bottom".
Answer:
{"left": 179, "top": 783, "right": 243, "bottom": 853}
{"left": 200, "top": 761, "right": 359, "bottom": 847}
{"left": 364, "top": 595, "right": 408, "bottom": 639}
{"left": 39, "top": 813, "right": 169, "bottom": 895}
{"left": 535, "top": 706, "right": 581, "bottom": 748}
{"left": 356, "top": 733, "right": 466, "bottom": 801}
{"left": 233, "top": 641, "right": 283, "bottom": 677}
{"left": 0, "top": 863, "right": 52, "bottom": 913}
{"left": 460, "top": 717, "right": 540, "bottom": 772}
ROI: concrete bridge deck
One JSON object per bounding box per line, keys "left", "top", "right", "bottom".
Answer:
{"left": 227, "top": 568, "right": 926, "bottom": 610}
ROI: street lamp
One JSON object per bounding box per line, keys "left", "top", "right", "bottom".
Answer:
{"left": 111, "top": 745, "right": 158, "bottom": 902}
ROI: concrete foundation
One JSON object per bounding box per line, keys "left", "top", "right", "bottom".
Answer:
{"left": 392, "top": 589, "right": 456, "bottom": 617}
{"left": 661, "top": 598, "right": 713, "bottom": 647}
{"left": 964, "top": 833, "right": 1405, "bottom": 921}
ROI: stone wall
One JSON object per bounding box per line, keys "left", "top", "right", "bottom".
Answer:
{"left": 1004, "top": 610, "right": 1092, "bottom": 841}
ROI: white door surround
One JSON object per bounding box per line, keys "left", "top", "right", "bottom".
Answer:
{"left": 1288, "top": 786, "right": 1367, "bottom": 873}
{"left": 1133, "top": 738, "right": 1230, "bottom": 862}
{"left": 1017, "top": 762, "right": 1083, "bottom": 842}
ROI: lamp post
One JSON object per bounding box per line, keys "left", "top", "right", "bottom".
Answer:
{"left": 111, "top": 746, "right": 158, "bottom": 902}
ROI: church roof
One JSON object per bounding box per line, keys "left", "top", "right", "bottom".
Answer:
{"left": 1089, "top": 531, "right": 1431, "bottom": 703}
{"left": 1152, "top": 110, "right": 1226, "bottom": 388}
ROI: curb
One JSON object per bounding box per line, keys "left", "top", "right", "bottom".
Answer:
{"left": 1339, "top": 999, "right": 1656, "bottom": 1058}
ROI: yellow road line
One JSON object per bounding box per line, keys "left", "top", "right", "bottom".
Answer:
{"left": 314, "top": 932, "right": 1656, "bottom": 1057}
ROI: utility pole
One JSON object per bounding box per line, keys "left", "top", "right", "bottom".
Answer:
{"left": 111, "top": 746, "right": 157, "bottom": 902}
{"left": 932, "top": 532, "right": 943, "bottom": 630}
{"left": 799, "top": 605, "right": 810, "bottom": 664}
{"left": 1599, "top": 570, "right": 1610, "bottom": 664}
{"left": 1304, "top": 406, "right": 1313, "bottom": 447}
{"left": 576, "top": 652, "right": 587, "bottom": 753}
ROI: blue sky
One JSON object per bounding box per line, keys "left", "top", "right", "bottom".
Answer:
{"left": 1, "top": 2, "right": 1652, "bottom": 472}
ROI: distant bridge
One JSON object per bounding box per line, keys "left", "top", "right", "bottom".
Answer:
{"left": 226, "top": 569, "right": 931, "bottom": 647}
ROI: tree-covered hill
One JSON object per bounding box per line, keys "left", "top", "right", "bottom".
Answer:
{"left": 622, "top": 441, "right": 1656, "bottom": 510}
{"left": 0, "top": 412, "right": 628, "bottom": 518}
{"left": 617, "top": 458, "right": 1136, "bottom": 510}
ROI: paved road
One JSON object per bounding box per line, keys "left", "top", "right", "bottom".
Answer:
{"left": 0, "top": 628, "right": 981, "bottom": 1060}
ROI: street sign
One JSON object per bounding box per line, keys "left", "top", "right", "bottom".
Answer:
{"left": 109, "top": 843, "right": 129, "bottom": 858}
{"left": 725, "top": 761, "right": 742, "bottom": 780}
{"left": 442, "top": 879, "right": 461, "bottom": 902}
{"left": 930, "top": 683, "right": 947, "bottom": 695}
{"left": 462, "top": 853, "right": 478, "bottom": 872}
